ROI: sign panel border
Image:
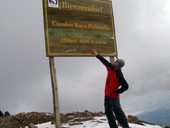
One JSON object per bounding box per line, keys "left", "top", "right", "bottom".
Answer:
{"left": 43, "top": 0, "right": 118, "bottom": 57}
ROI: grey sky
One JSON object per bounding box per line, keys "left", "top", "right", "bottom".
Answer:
{"left": 0, "top": 0, "right": 170, "bottom": 115}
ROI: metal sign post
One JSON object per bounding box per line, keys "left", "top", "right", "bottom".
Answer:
{"left": 49, "top": 57, "right": 61, "bottom": 128}
{"left": 109, "top": 56, "right": 115, "bottom": 62}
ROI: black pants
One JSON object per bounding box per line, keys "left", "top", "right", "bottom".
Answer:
{"left": 104, "top": 97, "right": 129, "bottom": 128}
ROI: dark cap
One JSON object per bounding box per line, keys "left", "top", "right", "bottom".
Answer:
{"left": 116, "top": 59, "right": 125, "bottom": 68}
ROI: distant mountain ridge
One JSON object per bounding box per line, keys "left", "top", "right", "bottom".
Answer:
{"left": 138, "top": 108, "right": 170, "bottom": 125}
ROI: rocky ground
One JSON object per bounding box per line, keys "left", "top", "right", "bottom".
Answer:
{"left": 0, "top": 111, "right": 169, "bottom": 128}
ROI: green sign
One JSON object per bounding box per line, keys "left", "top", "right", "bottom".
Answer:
{"left": 43, "top": 0, "right": 117, "bottom": 56}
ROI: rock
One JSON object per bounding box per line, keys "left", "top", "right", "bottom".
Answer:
{"left": 69, "top": 122, "right": 83, "bottom": 126}
{"left": 127, "top": 115, "right": 144, "bottom": 125}
{"left": 12, "top": 112, "right": 54, "bottom": 126}
{"left": 127, "top": 115, "right": 155, "bottom": 126}
{"left": 5, "top": 111, "right": 11, "bottom": 116}
{"left": 29, "top": 123, "right": 38, "bottom": 128}
{"left": 0, "top": 110, "right": 4, "bottom": 117}
{"left": 0, "top": 117, "right": 22, "bottom": 128}
{"left": 164, "top": 126, "right": 170, "bottom": 128}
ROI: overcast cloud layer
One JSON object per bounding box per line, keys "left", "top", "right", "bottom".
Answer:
{"left": 0, "top": 0, "right": 170, "bottom": 115}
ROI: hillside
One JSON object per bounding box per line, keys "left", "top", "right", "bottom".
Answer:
{"left": 37, "top": 116, "right": 163, "bottom": 128}
{"left": 138, "top": 108, "right": 170, "bottom": 126}
{"left": 0, "top": 111, "right": 168, "bottom": 128}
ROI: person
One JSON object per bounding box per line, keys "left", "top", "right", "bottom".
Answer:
{"left": 4, "top": 111, "right": 10, "bottom": 116}
{"left": 91, "top": 49, "right": 129, "bottom": 128}
{"left": 0, "top": 110, "right": 4, "bottom": 117}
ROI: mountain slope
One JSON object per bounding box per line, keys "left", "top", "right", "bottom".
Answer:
{"left": 138, "top": 108, "right": 170, "bottom": 125}
{"left": 0, "top": 111, "right": 165, "bottom": 128}
{"left": 36, "top": 116, "right": 163, "bottom": 128}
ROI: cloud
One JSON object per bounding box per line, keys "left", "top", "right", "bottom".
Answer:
{"left": 0, "top": 0, "right": 170, "bottom": 115}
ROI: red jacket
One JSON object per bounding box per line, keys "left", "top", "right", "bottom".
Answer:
{"left": 105, "top": 67, "right": 120, "bottom": 98}
{"left": 97, "top": 55, "right": 129, "bottom": 98}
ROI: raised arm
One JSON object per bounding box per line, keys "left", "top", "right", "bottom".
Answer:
{"left": 91, "top": 49, "right": 113, "bottom": 69}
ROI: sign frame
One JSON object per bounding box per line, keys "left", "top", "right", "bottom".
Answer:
{"left": 43, "top": 0, "right": 118, "bottom": 57}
